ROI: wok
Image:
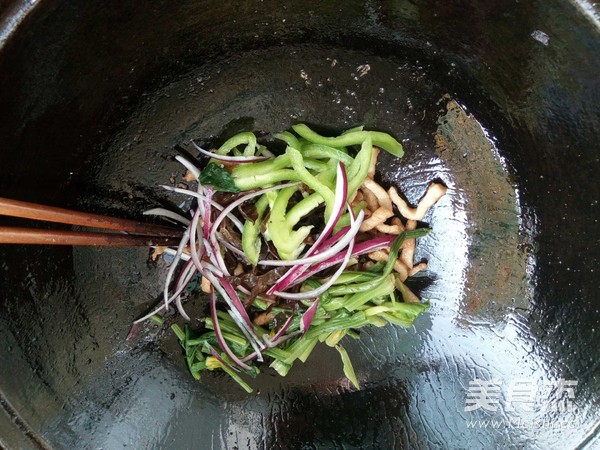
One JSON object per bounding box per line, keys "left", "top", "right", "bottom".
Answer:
{"left": 0, "top": 1, "right": 599, "bottom": 449}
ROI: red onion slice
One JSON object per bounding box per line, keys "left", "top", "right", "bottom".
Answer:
{"left": 202, "top": 271, "right": 265, "bottom": 360}
{"left": 272, "top": 313, "right": 295, "bottom": 341}
{"left": 291, "top": 235, "right": 396, "bottom": 286}
{"left": 160, "top": 185, "right": 244, "bottom": 232}
{"left": 192, "top": 141, "right": 270, "bottom": 162}
{"left": 172, "top": 259, "right": 196, "bottom": 321}
{"left": 258, "top": 209, "right": 364, "bottom": 267}
{"left": 209, "top": 182, "right": 300, "bottom": 248}
{"left": 210, "top": 287, "right": 252, "bottom": 370}
{"left": 300, "top": 298, "right": 320, "bottom": 334}
{"left": 143, "top": 208, "right": 190, "bottom": 226}
{"left": 273, "top": 208, "right": 357, "bottom": 300}
{"left": 163, "top": 229, "right": 191, "bottom": 311}
{"left": 219, "top": 278, "right": 254, "bottom": 329}
{"left": 189, "top": 207, "right": 206, "bottom": 277}
{"left": 207, "top": 345, "right": 237, "bottom": 371}
{"left": 175, "top": 155, "right": 200, "bottom": 179}
{"left": 267, "top": 163, "right": 348, "bottom": 294}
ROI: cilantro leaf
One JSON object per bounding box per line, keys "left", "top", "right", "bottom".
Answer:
{"left": 199, "top": 162, "right": 240, "bottom": 192}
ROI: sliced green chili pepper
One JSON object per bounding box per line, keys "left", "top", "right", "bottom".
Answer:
{"left": 285, "top": 192, "right": 324, "bottom": 228}
{"left": 267, "top": 186, "right": 313, "bottom": 259}
{"left": 300, "top": 144, "right": 354, "bottom": 165}
{"left": 241, "top": 194, "right": 268, "bottom": 266}
{"left": 233, "top": 169, "right": 301, "bottom": 190}
{"left": 273, "top": 131, "right": 301, "bottom": 149}
{"left": 217, "top": 132, "right": 257, "bottom": 156}
{"left": 287, "top": 146, "right": 335, "bottom": 219}
{"left": 336, "top": 344, "right": 360, "bottom": 389}
{"left": 347, "top": 137, "right": 373, "bottom": 198}
{"left": 232, "top": 153, "right": 291, "bottom": 178}
{"left": 292, "top": 123, "right": 404, "bottom": 157}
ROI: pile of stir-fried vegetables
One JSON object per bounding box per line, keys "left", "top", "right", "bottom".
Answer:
{"left": 136, "top": 124, "right": 447, "bottom": 392}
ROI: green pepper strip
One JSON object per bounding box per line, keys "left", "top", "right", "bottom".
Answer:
{"left": 346, "top": 137, "right": 373, "bottom": 198}
{"left": 342, "top": 125, "right": 364, "bottom": 134}
{"left": 233, "top": 152, "right": 328, "bottom": 179}
{"left": 300, "top": 144, "right": 354, "bottom": 165}
{"left": 242, "top": 220, "right": 261, "bottom": 265}
{"left": 233, "top": 169, "right": 301, "bottom": 190}
{"left": 232, "top": 153, "right": 291, "bottom": 178}
{"left": 273, "top": 131, "right": 301, "bottom": 149}
{"left": 292, "top": 123, "right": 404, "bottom": 158}
{"left": 241, "top": 194, "right": 269, "bottom": 265}
{"left": 285, "top": 192, "right": 324, "bottom": 228}
{"left": 287, "top": 146, "right": 335, "bottom": 219}
{"left": 217, "top": 132, "right": 257, "bottom": 156}
{"left": 303, "top": 159, "right": 330, "bottom": 172}
{"left": 268, "top": 186, "right": 313, "bottom": 259}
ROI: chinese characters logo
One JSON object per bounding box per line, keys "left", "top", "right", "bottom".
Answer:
{"left": 464, "top": 378, "right": 578, "bottom": 413}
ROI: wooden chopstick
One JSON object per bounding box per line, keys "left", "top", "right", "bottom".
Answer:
{"left": 0, "top": 196, "right": 182, "bottom": 238}
{"left": 0, "top": 227, "right": 182, "bottom": 247}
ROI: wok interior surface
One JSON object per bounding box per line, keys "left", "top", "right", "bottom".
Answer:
{"left": 1, "top": 1, "right": 599, "bottom": 449}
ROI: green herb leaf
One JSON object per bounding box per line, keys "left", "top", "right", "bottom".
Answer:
{"left": 150, "top": 314, "right": 164, "bottom": 325}
{"left": 171, "top": 324, "right": 185, "bottom": 341}
{"left": 199, "top": 162, "right": 240, "bottom": 192}
{"left": 336, "top": 344, "right": 360, "bottom": 390}
{"left": 219, "top": 362, "right": 254, "bottom": 393}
